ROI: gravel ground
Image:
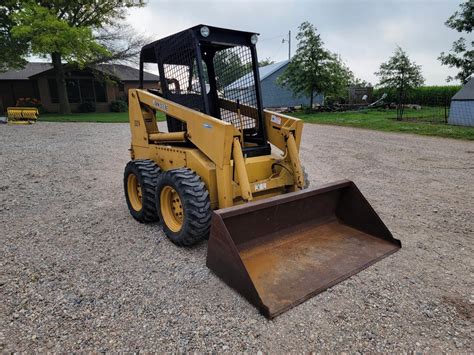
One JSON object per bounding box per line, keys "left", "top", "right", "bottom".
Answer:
{"left": 1, "top": 122, "right": 473, "bottom": 352}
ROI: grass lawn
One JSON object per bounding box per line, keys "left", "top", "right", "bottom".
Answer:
{"left": 290, "top": 107, "right": 474, "bottom": 140}
{"left": 41, "top": 111, "right": 166, "bottom": 123}
{"left": 39, "top": 108, "right": 474, "bottom": 140}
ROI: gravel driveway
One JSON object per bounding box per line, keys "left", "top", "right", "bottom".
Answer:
{"left": 1, "top": 122, "right": 472, "bottom": 352}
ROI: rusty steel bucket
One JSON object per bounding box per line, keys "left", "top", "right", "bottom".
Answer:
{"left": 206, "top": 180, "right": 401, "bottom": 318}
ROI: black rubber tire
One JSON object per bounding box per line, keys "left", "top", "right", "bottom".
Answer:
{"left": 124, "top": 160, "right": 161, "bottom": 223}
{"left": 155, "top": 168, "right": 212, "bottom": 246}
{"left": 302, "top": 165, "right": 310, "bottom": 189}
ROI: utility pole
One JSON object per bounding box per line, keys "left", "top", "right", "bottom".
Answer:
{"left": 288, "top": 30, "right": 291, "bottom": 60}
{"left": 282, "top": 30, "right": 291, "bottom": 60}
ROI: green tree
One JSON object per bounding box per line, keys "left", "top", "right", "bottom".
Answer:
{"left": 349, "top": 76, "right": 371, "bottom": 88}
{"left": 277, "top": 22, "right": 352, "bottom": 109}
{"left": 9, "top": 0, "right": 145, "bottom": 114}
{"left": 375, "top": 46, "right": 424, "bottom": 120}
{"left": 438, "top": 1, "right": 473, "bottom": 83}
{"left": 0, "top": 1, "right": 28, "bottom": 72}
{"left": 213, "top": 50, "right": 249, "bottom": 90}
{"left": 240, "top": 57, "right": 275, "bottom": 75}
{"left": 198, "top": 53, "right": 274, "bottom": 92}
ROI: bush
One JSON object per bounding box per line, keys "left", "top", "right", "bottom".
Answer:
{"left": 16, "top": 97, "right": 42, "bottom": 108}
{"left": 110, "top": 99, "right": 128, "bottom": 112}
{"left": 15, "top": 97, "right": 45, "bottom": 114}
{"left": 373, "top": 86, "right": 461, "bottom": 106}
{"left": 38, "top": 106, "right": 48, "bottom": 114}
{"left": 78, "top": 101, "right": 96, "bottom": 113}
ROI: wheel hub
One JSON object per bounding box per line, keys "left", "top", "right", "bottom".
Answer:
{"left": 161, "top": 186, "right": 183, "bottom": 232}
{"left": 127, "top": 173, "right": 142, "bottom": 211}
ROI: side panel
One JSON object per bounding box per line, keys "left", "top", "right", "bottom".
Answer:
{"left": 132, "top": 145, "right": 219, "bottom": 209}
{"left": 216, "top": 165, "right": 234, "bottom": 208}
{"left": 129, "top": 90, "right": 153, "bottom": 148}
{"left": 136, "top": 89, "right": 238, "bottom": 169}
{"left": 186, "top": 149, "right": 219, "bottom": 209}
{"left": 263, "top": 110, "right": 303, "bottom": 151}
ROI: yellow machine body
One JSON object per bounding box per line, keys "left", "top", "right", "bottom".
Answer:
{"left": 124, "top": 25, "right": 400, "bottom": 318}
{"left": 128, "top": 89, "right": 304, "bottom": 209}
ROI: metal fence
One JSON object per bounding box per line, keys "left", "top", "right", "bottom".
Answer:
{"left": 389, "top": 94, "right": 452, "bottom": 123}
{"left": 325, "top": 94, "right": 453, "bottom": 123}
{"left": 370, "top": 88, "right": 459, "bottom": 123}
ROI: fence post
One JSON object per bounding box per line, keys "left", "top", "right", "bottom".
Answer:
{"left": 444, "top": 94, "right": 448, "bottom": 124}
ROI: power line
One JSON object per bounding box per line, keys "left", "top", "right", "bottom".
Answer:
{"left": 263, "top": 30, "right": 291, "bottom": 61}
{"left": 259, "top": 34, "right": 286, "bottom": 42}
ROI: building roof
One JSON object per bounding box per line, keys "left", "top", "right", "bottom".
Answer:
{"left": 0, "top": 62, "right": 159, "bottom": 82}
{"left": 452, "top": 77, "right": 474, "bottom": 101}
{"left": 0, "top": 63, "right": 53, "bottom": 80}
{"left": 225, "top": 60, "right": 290, "bottom": 90}
{"left": 97, "top": 64, "right": 159, "bottom": 81}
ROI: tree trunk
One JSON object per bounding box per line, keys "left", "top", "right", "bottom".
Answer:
{"left": 310, "top": 87, "right": 314, "bottom": 110}
{"left": 397, "top": 87, "right": 403, "bottom": 121}
{"left": 400, "top": 91, "right": 406, "bottom": 120}
{"left": 51, "top": 52, "right": 71, "bottom": 114}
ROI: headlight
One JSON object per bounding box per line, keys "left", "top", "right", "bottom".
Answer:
{"left": 200, "top": 26, "right": 210, "bottom": 38}
{"left": 250, "top": 34, "right": 258, "bottom": 45}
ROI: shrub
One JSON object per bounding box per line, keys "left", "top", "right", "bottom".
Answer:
{"left": 16, "top": 97, "right": 41, "bottom": 108}
{"left": 110, "top": 99, "right": 128, "bottom": 112}
{"left": 38, "top": 106, "right": 48, "bottom": 114}
{"left": 78, "top": 101, "right": 96, "bottom": 113}
{"left": 373, "top": 86, "right": 461, "bottom": 106}
{"left": 15, "top": 97, "right": 44, "bottom": 114}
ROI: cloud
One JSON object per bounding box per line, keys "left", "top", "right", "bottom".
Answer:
{"left": 126, "top": 0, "right": 463, "bottom": 85}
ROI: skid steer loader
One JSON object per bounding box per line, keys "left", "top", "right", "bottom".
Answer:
{"left": 124, "top": 25, "right": 401, "bottom": 318}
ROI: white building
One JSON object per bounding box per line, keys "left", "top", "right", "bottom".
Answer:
{"left": 449, "top": 77, "right": 474, "bottom": 127}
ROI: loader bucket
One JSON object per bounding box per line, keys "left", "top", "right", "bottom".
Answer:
{"left": 206, "top": 180, "right": 401, "bottom": 318}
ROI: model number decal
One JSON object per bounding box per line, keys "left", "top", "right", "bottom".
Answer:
{"left": 153, "top": 100, "right": 168, "bottom": 112}
{"left": 271, "top": 115, "right": 282, "bottom": 125}
{"left": 203, "top": 123, "right": 212, "bottom": 129}
{"left": 255, "top": 182, "right": 267, "bottom": 191}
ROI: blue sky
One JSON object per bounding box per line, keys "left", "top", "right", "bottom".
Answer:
{"left": 126, "top": 0, "right": 466, "bottom": 85}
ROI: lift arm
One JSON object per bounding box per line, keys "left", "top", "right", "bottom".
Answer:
{"left": 129, "top": 89, "right": 305, "bottom": 204}
{"left": 263, "top": 110, "right": 305, "bottom": 189}
{"left": 131, "top": 89, "right": 241, "bottom": 169}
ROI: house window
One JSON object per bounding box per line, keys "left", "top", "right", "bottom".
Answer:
{"left": 79, "top": 79, "right": 94, "bottom": 102}
{"left": 47, "top": 78, "right": 107, "bottom": 103}
{"left": 94, "top": 81, "right": 107, "bottom": 102}
{"left": 118, "top": 82, "right": 124, "bottom": 92}
{"left": 48, "top": 79, "right": 59, "bottom": 103}
{"left": 66, "top": 79, "right": 80, "bottom": 103}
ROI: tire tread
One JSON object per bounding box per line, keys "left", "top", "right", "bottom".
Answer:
{"left": 124, "top": 159, "right": 161, "bottom": 223}
{"left": 156, "top": 168, "right": 212, "bottom": 246}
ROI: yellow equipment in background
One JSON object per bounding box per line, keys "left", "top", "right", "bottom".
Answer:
{"left": 123, "top": 25, "right": 401, "bottom": 318}
{"left": 7, "top": 107, "right": 39, "bottom": 124}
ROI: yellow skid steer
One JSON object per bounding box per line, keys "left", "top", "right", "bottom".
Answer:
{"left": 124, "top": 25, "right": 401, "bottom": 318}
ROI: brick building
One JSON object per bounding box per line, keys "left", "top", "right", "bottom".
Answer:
{"left": 0, "top": 62, "right": 159, "bottom": 113}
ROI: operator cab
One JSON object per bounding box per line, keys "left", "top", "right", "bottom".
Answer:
{"left": 139, "top": 25, "right": 270, "bottom": 157}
